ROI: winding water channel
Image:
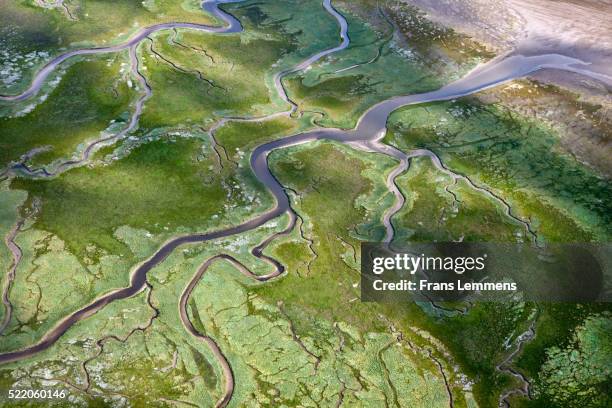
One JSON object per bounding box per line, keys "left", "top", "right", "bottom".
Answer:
{"left": 0, "top": 0, "right": 606, "bottom": 405}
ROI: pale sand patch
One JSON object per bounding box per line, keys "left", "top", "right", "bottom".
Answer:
{"left": 402, "top": 0, "right": 612, "bottom": 95}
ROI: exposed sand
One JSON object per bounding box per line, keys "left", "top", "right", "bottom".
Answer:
{"left": 402, "top": 0, "right": 612, "bottom": 95}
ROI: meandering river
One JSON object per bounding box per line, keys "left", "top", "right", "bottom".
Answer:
{"left": 0, "top": 4, "right": 603, "bottom": 407}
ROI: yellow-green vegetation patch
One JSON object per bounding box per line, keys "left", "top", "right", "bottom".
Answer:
{"left": 0, "top": 52, "right": 136, "bottom": 169}
{"left": 230, "top": 0, "right": 342, "bottom": 66}
{"left": 387, "top": 99, "right": 612, "bottom": 242}
{"left": 514, "top": 302, "right": 611, "bottom": 407}
{"left": 393, "top": 157, "right": 523, "bottom": 242}
{"left": 0, "top": 228, "right": 136, "bottom": 353}
{"left": 0, "top": 215, "right": 293, "bottom": 406}
{"left": 264, "top": 139, "right": 392, "bottom": 327}
{"left": 0, "top": 287, "right": 177, "bottom": 407}
{"left": 214, "top": 116, "right": 300, "bottom": 161}
{"left": 138, "top": 30, "right": 284, "bottom": 129}
{"left": 0, "top": 0, "right": 218, "bottom": 95}
{"left": 138, "top": 0, "right": 344, "bottom": 131}
{"left": 531, "top": 312, "right": 611, "bottom": 408}
{"left": 12, "top": 136, "right": 269, "bottom": 258}
{"left": 190, "top": 261, "right": 453, "bottom": 407}
{"left": 283, "top": 2, "right": 481, "bottom": 128}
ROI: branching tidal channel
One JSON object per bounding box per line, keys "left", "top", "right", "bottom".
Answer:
{"left": 0, "top": 0, "right": 606, "bottom": 406}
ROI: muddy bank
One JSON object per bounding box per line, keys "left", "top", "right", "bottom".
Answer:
{"left": 399, "top": 0, "right": 612, "bottom": 97}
